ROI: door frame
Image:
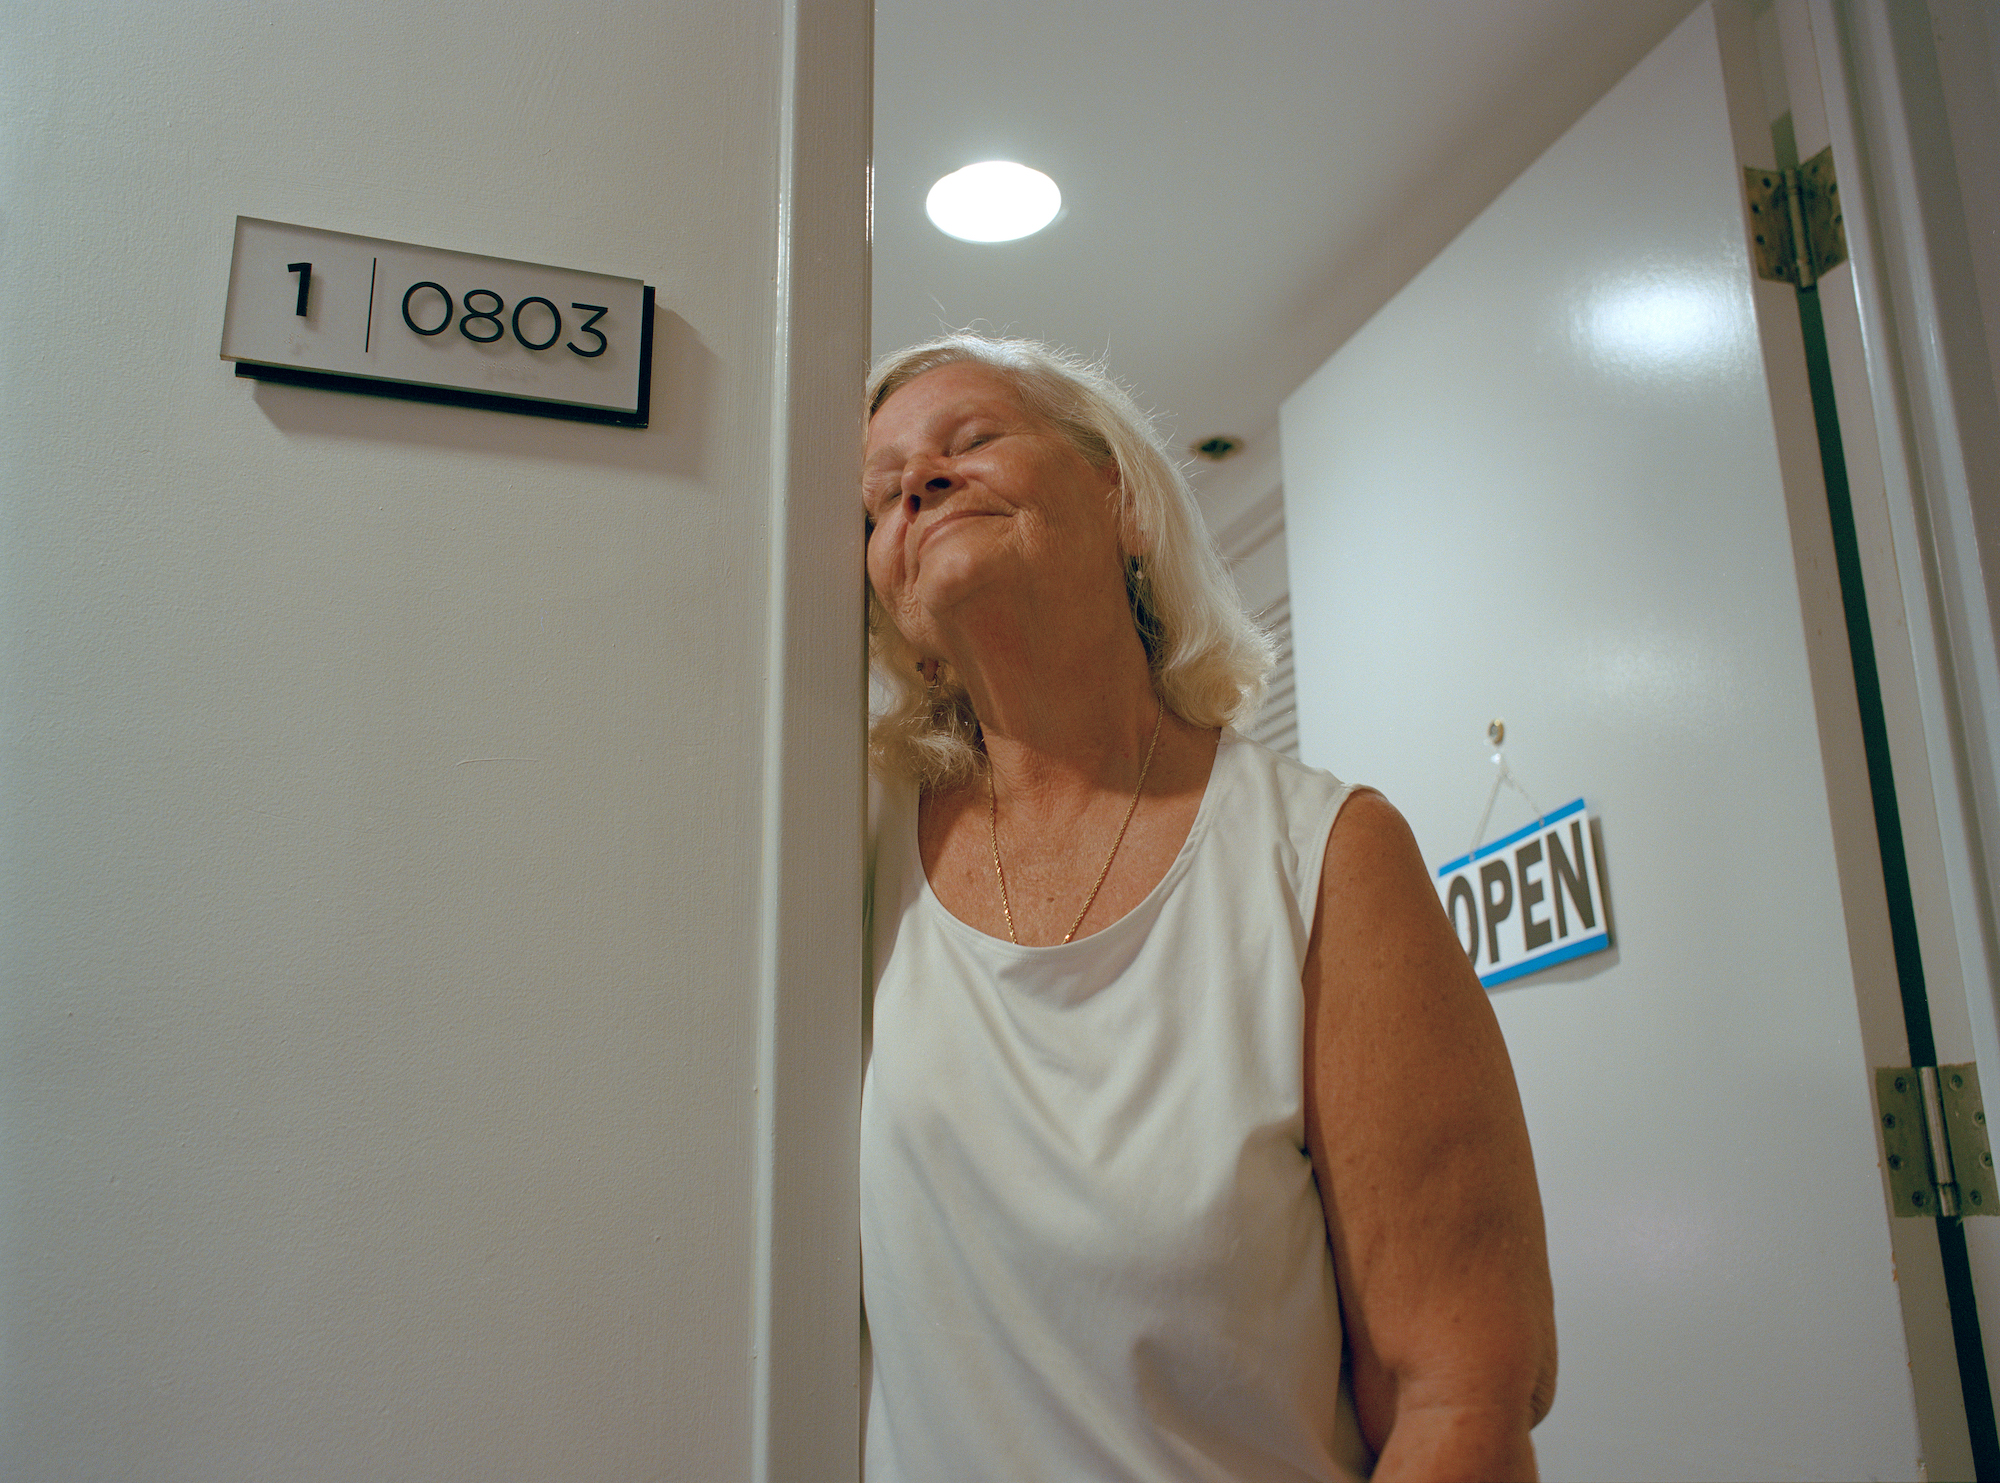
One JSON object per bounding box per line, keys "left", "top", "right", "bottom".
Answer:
{"left": 1776, "top": 0, "right": 2000, "bottom": 1451}
{"left": 752, "top": 0, "right": 871, "bottom": 1477}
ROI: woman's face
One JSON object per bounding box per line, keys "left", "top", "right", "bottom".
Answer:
{"left": 862, "top": 362, "right": 1124, "bottom": 656}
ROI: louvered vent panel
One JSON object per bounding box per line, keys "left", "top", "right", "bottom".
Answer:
{"left": 1246, "top": 593, "right": 1300, "bottom": 758}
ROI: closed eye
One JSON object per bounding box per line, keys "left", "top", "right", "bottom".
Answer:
{"left": 862, "top": 484, "right": 898, "bottom": 537}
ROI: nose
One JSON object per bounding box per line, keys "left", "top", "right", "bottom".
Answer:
{"left": 899, "top": 454, "right": 958, "bottom": 513}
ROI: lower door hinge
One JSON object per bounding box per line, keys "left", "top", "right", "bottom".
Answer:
{"left": 1745, "top": 145, "right": 1848, "bottom": 289}
{"left": 1876, "top": 1063, "right": 1996, "bottom": 1217}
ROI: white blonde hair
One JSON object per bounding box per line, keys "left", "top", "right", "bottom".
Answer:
{"left": 867, "top": 334, "right": 1274, "bottom": 785}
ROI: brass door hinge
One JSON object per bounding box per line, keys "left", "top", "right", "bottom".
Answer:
{"left": 1876, "top": 1063, "right": 1995, "bottom": 1217}
{"left": 1745, "top": 145, "right": 1848, "bottom": 289}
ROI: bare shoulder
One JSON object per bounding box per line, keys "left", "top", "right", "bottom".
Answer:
{"left": 1305, "top": 786, "right": 1521, "bottom": 1134}
{"left": 1321, "top": 786, "right": 1424, "bottom": 884}
{"left": 1309, "top": 788, "right": 1465, "bottom": 993}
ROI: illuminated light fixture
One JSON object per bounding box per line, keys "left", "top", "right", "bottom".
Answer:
{"left": 925, "top": 161, "right": 1062, "bottom": 243}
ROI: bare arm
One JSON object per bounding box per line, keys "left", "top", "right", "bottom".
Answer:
{"left": 1303, "top": 791, "right": 1557, "bottom": 1482}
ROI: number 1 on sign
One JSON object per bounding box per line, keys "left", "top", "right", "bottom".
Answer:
{"left": 286, "top": 262, "right": 311, "bottom": 318}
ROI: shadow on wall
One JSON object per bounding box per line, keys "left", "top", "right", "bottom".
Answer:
{"left": 244, "top": 310, "right": 720, "bottom": 481}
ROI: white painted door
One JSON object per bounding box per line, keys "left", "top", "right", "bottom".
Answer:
{"left": 1283, "top": 5, "right": 1961, "bottom": 1478}
{"left": 0, "top": 2, "right": 867, "bottom": 1478}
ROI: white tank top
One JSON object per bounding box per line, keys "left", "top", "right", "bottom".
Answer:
{"left": 861, "top": 730, "right": 1373, "bottom": 1483}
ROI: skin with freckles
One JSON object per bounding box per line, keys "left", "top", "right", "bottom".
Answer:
{"left": 863, "top": 361, "right": 1126, "bottom": 659}
{"left": 863, "top": 361, "right": 1213, "bottom": 945}
{"left": 863, "top": 361, "right": 1556, "bottom": 1480}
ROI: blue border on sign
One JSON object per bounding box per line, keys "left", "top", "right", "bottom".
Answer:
{"left": 1436, "top": 797, "right": 1587, "bottom": 876}
{"left": 1478, "top": 931, "right": 1610, "bottom": 988}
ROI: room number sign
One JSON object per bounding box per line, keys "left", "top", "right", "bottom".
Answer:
{"left": 220, "top": 217, "right": 654, "bottom": 426}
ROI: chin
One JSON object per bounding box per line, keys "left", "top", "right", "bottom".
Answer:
{"left": 912, "top": 544, "right": 1006, "bottom": 607}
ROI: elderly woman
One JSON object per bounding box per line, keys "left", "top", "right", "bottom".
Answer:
{"left": 859, "top": 335, "right": 1556, "bottom": 1483}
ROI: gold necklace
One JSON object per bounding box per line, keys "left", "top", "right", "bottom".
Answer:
{"left": 988, "top": 697, "right": 1165, "bottom": 945}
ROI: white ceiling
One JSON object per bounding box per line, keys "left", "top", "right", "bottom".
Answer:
{"left": 872, "top": 0, "right": 1705, "bottom": 470}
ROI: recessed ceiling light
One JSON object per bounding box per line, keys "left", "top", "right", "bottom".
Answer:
{"left": 925, "top": 161, "right": 1062, "bottom": 243}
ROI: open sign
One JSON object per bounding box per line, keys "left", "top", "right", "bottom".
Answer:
{"left": 1435, "top": 799, "right": 1611, "bottom": 988}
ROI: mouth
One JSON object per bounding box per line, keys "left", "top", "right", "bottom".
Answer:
{"left": 915, "top": 509, "right": 993, "bottom": 555}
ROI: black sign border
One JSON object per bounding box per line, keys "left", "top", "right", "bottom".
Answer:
{"left": 235, "top": 285, "right": 655, "bottom": 428}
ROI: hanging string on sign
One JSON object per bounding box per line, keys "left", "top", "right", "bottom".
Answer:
{"left": 1469, "top": 718, "right": 1549, "bottom": 856}
{"left": 1436, "top": 720, "right": 1611, "bottom": 989}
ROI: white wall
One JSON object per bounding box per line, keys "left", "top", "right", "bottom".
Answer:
{"left": 0, "top": 3, "right": 866, "bottom": 1479}
{"left": 1280, "top": 7, "right": 1950, "bottom": 1473}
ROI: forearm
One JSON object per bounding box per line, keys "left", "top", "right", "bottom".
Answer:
{"left": 1368, "top": 1398, "right": 1539, "bottom": 1483}
{"left": 1345, "top": 1284, "right": 1557, "bottom": 1482}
